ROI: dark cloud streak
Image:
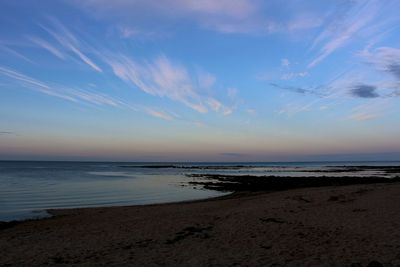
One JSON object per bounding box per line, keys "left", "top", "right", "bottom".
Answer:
{"left": 350, "top": 84, "right": 379, "bottom": 98}
{"left": 387, "top": 63, "right": 400, "bottom": 80}
{"left": 270, "top": 83, "right": 324, "bottom": 96}
{"left": 0, "top": 131, "right": 16, "bottom": 135}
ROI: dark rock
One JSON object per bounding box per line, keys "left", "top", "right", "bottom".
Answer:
{"left": 367, "top": 260, "right": 383, "bottom": 267}
{"left": 187, "top": 174, "right": 400, "bottom": 193}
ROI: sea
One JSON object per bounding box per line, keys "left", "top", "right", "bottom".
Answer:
{"left": 1, "top": 160, "right": 400, "bottom": 222}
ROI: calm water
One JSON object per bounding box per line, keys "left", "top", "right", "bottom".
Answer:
{"left": 1, "top": 161, "right": 399, "bottom": 221}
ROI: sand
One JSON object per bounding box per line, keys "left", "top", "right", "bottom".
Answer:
{"left": 1, "top": 183, "right": 400, "bottom": 266}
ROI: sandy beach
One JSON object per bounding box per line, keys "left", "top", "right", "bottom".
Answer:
{"left": 2, "top": 181, "right": 400, "bottom": 266}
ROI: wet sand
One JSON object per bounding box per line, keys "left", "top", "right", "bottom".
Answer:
{"left": 2, "top": 180, "right": 400, "bottom": 266}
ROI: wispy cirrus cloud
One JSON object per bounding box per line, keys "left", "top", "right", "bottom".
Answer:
{"left": 107, "top": 55, "right": 206, "bottom": 113}
{"left": 144, "top": 108, "right": 175, "bottom": 121}
{"left": 349, "top": 113, "right": 379, "bottom": 121}
{"left": 258, "top": 59, "right": 309, "bottom": 82}
{"left": 117, "top": 26, "right": 140, "bottom": 39}
{"left": 72, "top": 0, "right": 259, "bottom": 34}
{"left": 281, "top": 58, "right": 290, "bottom": 68}
{"left": 286, "top": 15, "right": 323, "bottom": 32}
{"left": 106, "top": 54, "right": 233, "bottom": 114}
{"left": 68, "top": 89, "right": 129, "bottom": 107}
{"left": 335, "top": 46, "right": 400, "bottom": 100}
{"left": 0, "top": 45, "right": 32, "bottom": 63}
{"left": 38, "top": 18, "right": 102, "bottom": 72}
{"left": 87, "top": 0, "right": 257, "bottom": 20}
{"left": 28, "top": 36, "right": 65, "bottom": 60}
{"left": 0, "top": 66, "right": 130, "bottom": 108}
{"left": 271, "top": 61, "right": 399, "bottom": 106}
{"left": 207, "top": 98, "right": 233, "bottom": 115}
{"left": 277, "top": 102, "right": 314, "bottom": 117}
{"left": 0, "top": 66, "right": 192, "bottom": 121}
{"left": 308, "top": 0, "right": 398, "bottom": 68}
{"left": 280, "top": 71, "right": 308, "bottom": 80}
{"left": 348, "top": 98, "right": 390, "bottom": 121}
{"left": 359, "top": 47, "right": 400, "bottom": 81}
{"left": 0, "top": 66, "right": 74, "bottom": 101}
{"left": 24, "top": 19, "right": 235, "bottom": 116}
{"left": 71, "top": 0, "right": 323, "bottom": 35}
{"left": 270, "top": 66, "right": 398, "bottom": 120}
{"left": 114, "top": 25, "right": 162, "bottom": 40}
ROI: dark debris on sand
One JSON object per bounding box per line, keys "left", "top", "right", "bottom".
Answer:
{"left": 0, "top": 221, "right": 20, "bottom": 230}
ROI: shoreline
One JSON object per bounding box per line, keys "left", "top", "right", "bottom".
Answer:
{"left": 2, "top": 165, "right": 399, "bottom": 225}
{"left": 2, "top": 180, "right": 400, "bottom": 266}
{"left": 3, "top": 173, "right": 399, "bottom": 225}
{"left": 0, "top": 191, "right": 235, "bottom": 229}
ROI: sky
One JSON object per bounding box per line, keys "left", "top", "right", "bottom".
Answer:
{"left": 0, "top": 0, "right": 400, "bottom": 162}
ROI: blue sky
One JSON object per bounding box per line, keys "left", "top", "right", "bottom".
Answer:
{"left": 1, "top": 0, "right": 400, "bottom": 161}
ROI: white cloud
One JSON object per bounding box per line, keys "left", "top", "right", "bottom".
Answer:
{"left": 0, "top": 45, "right": 32, "bottom": 63}
{"left": 281, "top": 58, "right": 290, "bottom": 67}
{"left": 106, "top": 54, "right": 232, "bottom": 114}
{"left": 0, "top": 66, "right": 130, "bottom": 108}
{"left": 359, "top": 47, "right": 400, "bottom": 79}
{"left": 277, "top": 98, "right": 322, "bottom": 117}
{"left": 39, "top": 18, "right": 102, "bottom": 72}
{"left": 286, "top": 15, "right": 323, "bottom": 31}
{"left": 145, "top": 108, "right": 175, "bottom": 121}
{"left": 206, "top": 96, "right": 234, "bottom": 115}
{"left": 118, "top": 26, "right": 140, "bottom": 39}
{"left": 29, "top": 36, "right": 65, "bottom": 59}
{"left": 69, "top": 89, "right": 126, "bottom": 107}
{"left": 73, "top": 0, "right": 259, "bottom": 34}
{"left": 281, "top": 71, "right": 308, "bottom": 80}
{"left": 278, "top": 103, "right": 311, "bottom": 117}
{"left": 108, "top": 55, "right": 206, "bottom": 112}
{"left": 20, "top": 21, "right": 205, "bottom": 115}
{"left": 0, "top": 66, "right": 54, "bottom": 90}
{"left": 115, "top": 25, "right": 161, "bottom": 40}
{"left": 348, "top": 97, "right": 390, "bottom": 121}
{"left": 197, "top": 70, "right": 216, "bottom": 89}
{"left": 71, "top": 0, "right": 324, "bottom": 35}
{"left": 68, "top": 45, "right": 102, "bottom": 73}
{"left": 179, "top": 0, "right": 256, "bottom": 19}
{"left": 222, "top": 106, "right": 234, "bottom": 116}
{"left": 207, "top": 98, "right": 222, "bottom": 112}
{"left": 349, "top": 113, "right": 378, "bottom": 121}
{"left": 308, "top": 0, "right": 385, "bottom": 68}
